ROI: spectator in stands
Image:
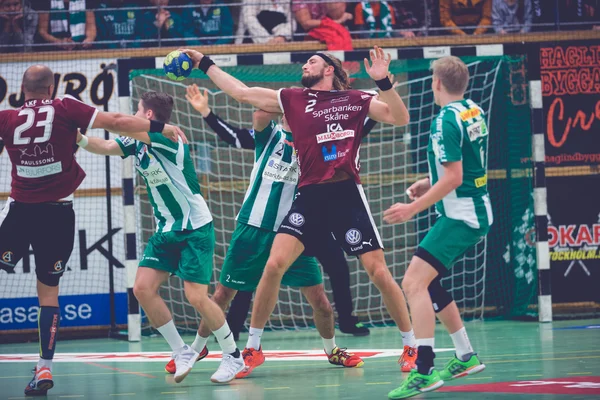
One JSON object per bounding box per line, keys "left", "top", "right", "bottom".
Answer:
{"left": 293, "top": 1, "right": 353, "bottom": 37}
{"left": 0, "top": 0, "right": 37, "bottom": 52}
{"left": 560, "top": 0, "right": 600, "bottom": 30}
{"left": 493, "top": 0, "right": 532, "bottom": 33}
{"left": 439, "top": 0, "right": 493, "bottom": 35}
{"left": 141, "top": 0, "right": 186, "bottom": 47}
{"left": 531, "top": 0, "right": 556, "bottom": 31}
{"left": 181, "top": 0, "right": 234, "bottom": 45}
{"left": 36, "top": 0, "right": 96, "bottom": 50}
{"left": 91, "top": 0, "right": 145, "bottom": 48}
{"left": 352, "top": 1, "right": 425, "bottom": 38}
{"left": 237, "top": 0, "right": 295, "bottom": 44}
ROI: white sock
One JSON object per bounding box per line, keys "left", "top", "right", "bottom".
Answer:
{"left": 416, "top": 338, "right": 435, "bottom": 349}
{"left": 246, "top": 327, "right": 263, "bottom": 350}
{"left": 156, "top": 320, "right": 186, "bottom": 352}
{"left": 191, "top": 333, "right": 209, "bottom": 353}
{"left": 322, "top": 336, "right": 337, "bottom": 355}
{"left": 37, "top": 358, "right": 52, "bottom": 372}
{"left": 450, "top": 327, "right": 474, "bottom": 361}
{"left": 400, "top": 329, "right": 417, "bottom": 347}
{"left": 213, "top": 322, "right": 237, "bottom": 355}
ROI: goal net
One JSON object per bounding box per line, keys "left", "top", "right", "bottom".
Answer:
{"left": 128, "top": 55, "right": 536, "bottom": 333}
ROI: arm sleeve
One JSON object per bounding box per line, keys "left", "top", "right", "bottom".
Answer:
{"left": 438, "top": 116, "right": 463, "bottom": 163}
{"left": 475, "top": 0, "right": 493, "bottom": 34}
{"left": 492, "top": 0, "right": 503, "bottom": 32}
{"left": 204, "top": 111, "right": 255, "bottom": 150}
{"left": 253, "top": 121, "right": 276, "bottom": 160}
{"left": 62, "top": 95, "right": 99, "bottom": 130}
{"left": 362, "top": 117, "right": 378, "bottom": 137}
{"left": 114, "top": 136, "right": 138, "bottom": 159}
{"left": 147, "top": 131, "right": 180, "bottom": 156}
{"left": 523, "top": 0, "right": 533, "bottom": 32}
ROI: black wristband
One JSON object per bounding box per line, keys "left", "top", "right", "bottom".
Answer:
{"left": 375, "top": 77, "right": 393, "bottom": 91}
{"left": 198, "top": 56, "right": 215, "bottom": 74}
{"left": 150, "top": 120, "right": 165, "bottom": 133}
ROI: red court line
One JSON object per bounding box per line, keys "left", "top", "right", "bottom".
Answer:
{"left": 84, "top": 362, "right": 156, "bottom": 378}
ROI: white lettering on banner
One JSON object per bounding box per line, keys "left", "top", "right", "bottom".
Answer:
{"left": 16, "top": 161, "right": 62, "bottom": 178}
{"left": 316, "top": 130, "right": 355, "bottom": 143}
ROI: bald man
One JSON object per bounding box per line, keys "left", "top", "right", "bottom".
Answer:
{"left": 0, "top": 65, "right": 185, "bottom": 396}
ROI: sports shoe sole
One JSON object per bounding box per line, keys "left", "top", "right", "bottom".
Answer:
{"left": 388, "top": 380, "right": 445, "bottom": 400}
{"left": 174, "top": 367, "right": 192, "bottom": 383}
{"left": 447, "top": 363, "right": 486, "bottom": 380}
{"left": 210, "top": 363, "right": 245, "bottom": 383}
{"left": 36, "top": 380, "right": 54, "bottom": 391}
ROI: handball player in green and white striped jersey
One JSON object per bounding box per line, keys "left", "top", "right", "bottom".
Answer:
{"left": 179, "top": 85, "right": 364, "bottom": 379}
{"left": 384, "top": 56, "right": 491, "bottom": 399}
{"left": 76, "top": 91, "right": 244, "bottom": 385}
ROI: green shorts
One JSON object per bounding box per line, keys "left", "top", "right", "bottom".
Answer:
{"left": 220, "top": 222, "right": 323, "bottom": 291}
{"left": 417, "top": 216, "right": 488, "bottom": 274}
{"left": 141, "top": 222, "right": 214, "bottom": 285}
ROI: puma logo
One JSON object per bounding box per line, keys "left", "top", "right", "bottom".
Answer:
{"left": 309, "top": 92, "right": 318, "bottom": 98}
{"left": 362, "top": 239, "right": 373, "bottom": 247}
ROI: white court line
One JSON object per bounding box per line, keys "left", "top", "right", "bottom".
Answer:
{"left": 0, "top": 348, "right": 454, "bottom": 363}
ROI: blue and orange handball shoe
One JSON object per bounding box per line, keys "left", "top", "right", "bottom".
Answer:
{"left": 24, "top": 367, "right": 53, "bottom": 396}
{"left": 165, "top": 346, "right": 209, "bottom": 374}
{"left": 327, "top": 347, "right": 364, "bottom": 368}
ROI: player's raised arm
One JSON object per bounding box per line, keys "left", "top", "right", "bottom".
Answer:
{"left": 186, "top": 84, "right": 255, "bottom": 150}
{"left": 364, "top": 47, "right": 410, "bottom": 126}
{"left": 180, "top": 48, "right": 281, "bottom": 113}
{"left": 92, "top": 111, "right": 187, "bottom": 144}
{"left": 76, "top": 131, "right": 124, "bottom": 156}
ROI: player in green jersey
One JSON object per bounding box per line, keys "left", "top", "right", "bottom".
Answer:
{"left": 76, "top": 91, "right": 244, "bottom": 384}
{"left": 384, "top": 56, "right": 491, "bottom": 399}
{"left": 173, "top": 84, "right": 365, "bottom": 379}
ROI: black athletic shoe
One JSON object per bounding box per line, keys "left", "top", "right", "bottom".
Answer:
{"left": 339, "top": 319, "right": 370, "bottom": 336}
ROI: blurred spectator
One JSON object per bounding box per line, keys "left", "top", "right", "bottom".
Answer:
{"left": 141, "top": 0, "right": 185, "bottom": 47}
{"left": 36, "top": 0, "right": 96, "bottom": 50}
{"left": 0, "top": 0, "right": 37, "bottom": 52}
{"left": 181, "top": 0, "right": 234, "bottom": 45}
{"left": 439, "top": 0, "right": 492, "bottom": 35}
{"left": 493, "top": 0, "right": 532, "bottom": 33}
{"left": 237, "top": 0, "right": 295, "bottom": 44}
{"left": 91, "top": 0, "right": 145, "bottom": 48}
{"left": 353, "top": 2, "right": 397, "bottom": 38}
{"left": 531, "top": 0, "right": 556, "bottom": 31}
{"left": 560, "top": 0, "right": 600, "bottom": 30}
{"left": 292, "top": 1, "right": 353, "bottom": 37}
{"left": 352, "top": 1, "right": 426, "bottom": 38}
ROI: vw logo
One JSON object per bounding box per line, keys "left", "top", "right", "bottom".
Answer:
{"left": 345, "top": 229, "right": 362, "bottom": 245}
{"left": 289, "top": 213, "right": 305, "bottom": 227}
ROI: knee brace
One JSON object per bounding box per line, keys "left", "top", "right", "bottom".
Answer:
{"left": 428, "top": 277, "right": 453, "bottom": 313}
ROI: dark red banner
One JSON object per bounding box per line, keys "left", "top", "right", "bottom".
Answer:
{"left": 540, "top": 42, "right": 600, "bottom": 166}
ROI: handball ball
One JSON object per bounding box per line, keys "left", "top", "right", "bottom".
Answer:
{"left": 164, "top": 50, "right": 192, "bottom": 81}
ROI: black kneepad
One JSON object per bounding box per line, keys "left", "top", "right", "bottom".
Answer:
{"left": 428, "top": 278, "right": 453, "bottom": 313}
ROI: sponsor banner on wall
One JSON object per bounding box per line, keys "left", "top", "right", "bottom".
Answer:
{"left": 546, "top": 175, "right": 600, "bottom": 303}
{"left": 540, "top": 41, "right": 600, "bottom": 304}
{"left": 540, "top": 41, "right": 600, "bottom": 166}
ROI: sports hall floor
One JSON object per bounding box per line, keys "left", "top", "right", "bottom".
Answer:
{"left": 1, "top": 319, "right": 599, "bottom": 400}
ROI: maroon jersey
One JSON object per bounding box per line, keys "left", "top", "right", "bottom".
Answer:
{"left": 0, "top": 96, "right": 98, "bottom": 203}
{"left": 278, "top": 88, "right": 372, "bottom": 187}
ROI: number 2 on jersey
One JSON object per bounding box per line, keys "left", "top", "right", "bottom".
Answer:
{"left": 305, "top": 99, "right": 316, "bottom": 113}
{"left": 13, "top": 106, "right": 55, "bottom": 145}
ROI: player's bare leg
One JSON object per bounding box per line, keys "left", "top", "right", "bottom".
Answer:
{"left": 301, "top": 285, "right": 364, "bottom": 368}
{"left": 359, "top": 249, "right": 417, "bottom": 371}
{"left": 134, "top": 267, "right": 196, "bottom": 382}
{"left": 236, "top": 233, "right": 304, "bottom": 378}
{"left": 165, "top": 284, "right": 238, "bottom": 374}
{"left": 183, "top": 281, "right": 243, "bottom": 383}
{"left": 26, "top": 281, "right": 60, "bottom": 396}
{"left": 250, "top": 233, "right": 304, "bottom": 330}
